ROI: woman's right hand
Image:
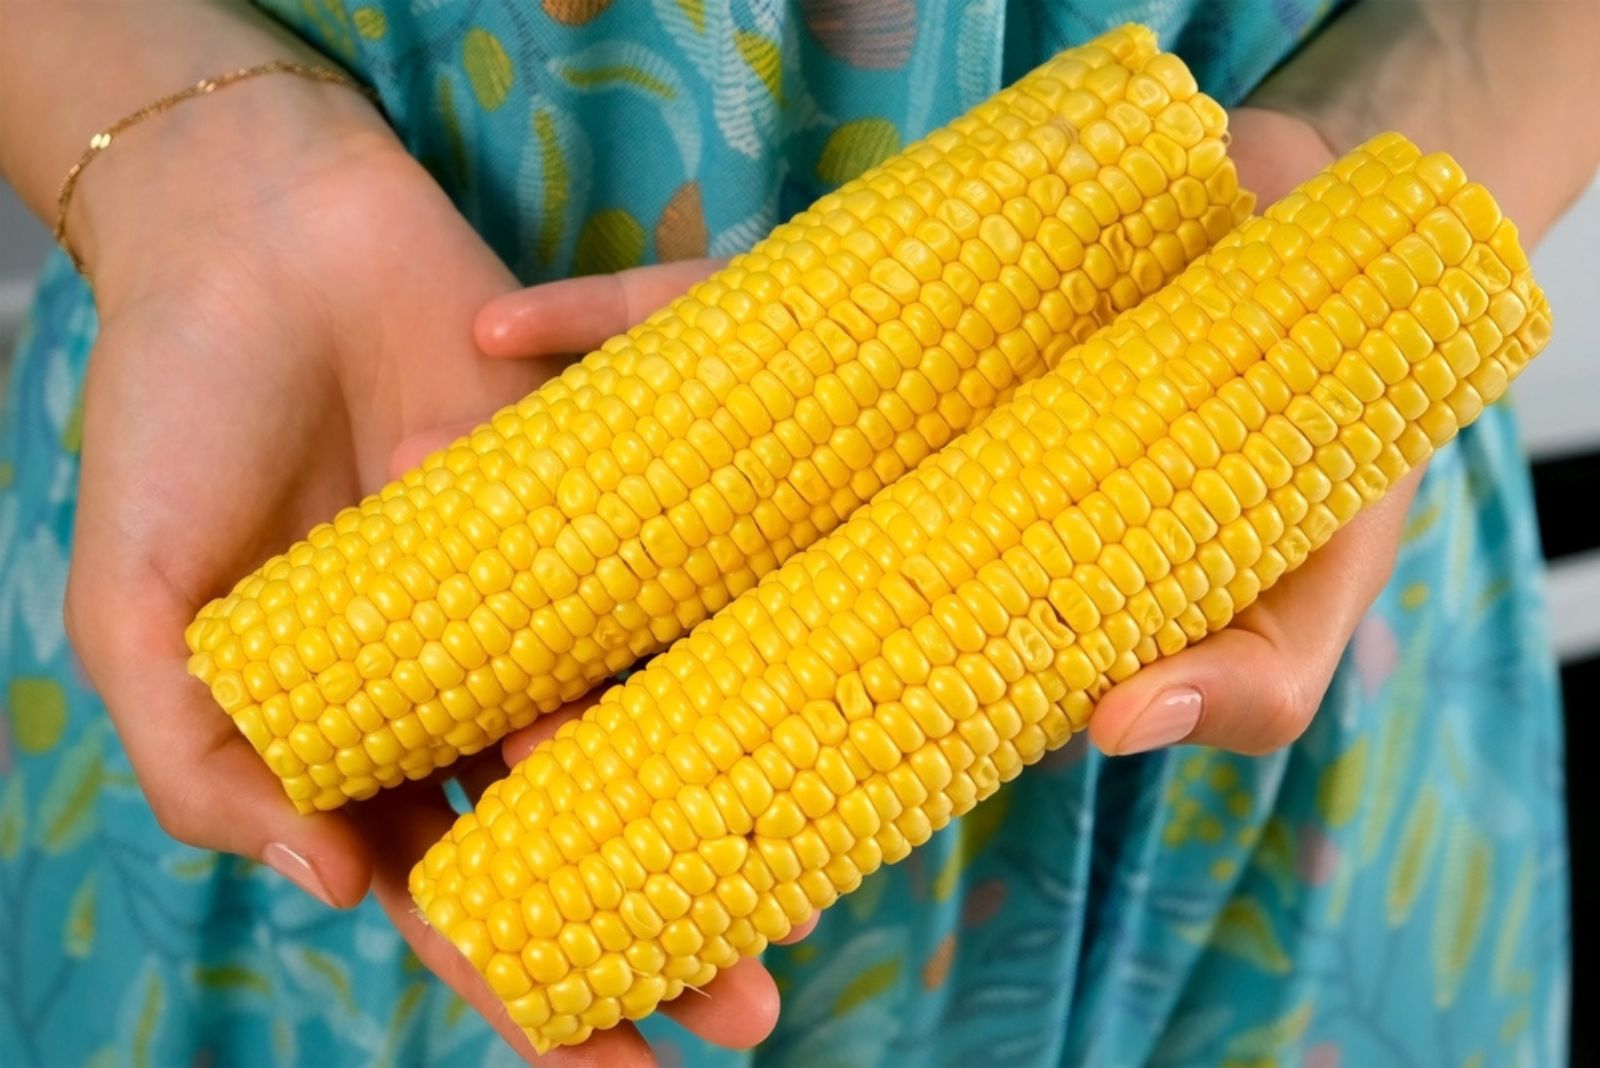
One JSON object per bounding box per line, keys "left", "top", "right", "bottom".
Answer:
{"left": 61, "top": 72, "right": 537, "bottom": 900}
{"left": 58, "top": 72, "right": 776, "bottom": 1065}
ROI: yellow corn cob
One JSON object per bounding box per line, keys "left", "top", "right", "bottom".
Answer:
{"left": 410, "top": 133, "right": 1549, "bottom": 1050}
{"left": 186, "top": 25, "right": 1250, "bottom": 812}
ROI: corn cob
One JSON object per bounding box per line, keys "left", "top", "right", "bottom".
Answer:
{"left": 186, "top": 25, "right": 1250, "bottom": 812}
{"left": 410, "top": 133, "right": 1550, "bottom": 1050}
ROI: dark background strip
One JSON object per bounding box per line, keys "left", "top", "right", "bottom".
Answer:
{"left": 1532, "top": 449, "right": 1598, "bottom": 1067}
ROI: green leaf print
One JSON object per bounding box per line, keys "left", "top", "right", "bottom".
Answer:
{"left": 546, "top": 42, "right": 702, "bottom": 171}
{"left": 556, "top": 57, "right": 677, "bottom": 96}
{"left": 1209, "top": 897, "right": 1291, "bottom": 976}
{"left": 575, "top": 210, "right": 646, "bottom": 275}
{"left": 1492, "top": 858, "right": 1537, "bottom": 995}
{"left": 1221, "top": 1001, "right": 1311, "bottom": 1064}
{"left": 0, "top": 769, "right": 25, "bottom": 859}
{"left": 462, "top": 28, "right": 515, "bottom": 111}
{"left": 1249, "top": 816, "right": 1297, "bottom": 902}
{"left": 1315, "top": 736, "right": 1368, "bottom": 828}
{"left": 376, "top": 981, "right": 429, "bottom": 1068}
{"left": 163, "top": 850, "right": 219, "bottom": 881}
{"left": 676, "top": 0, "right": 706, "bottom": 32}
{"left": 834, "top": 955, "right": 902, "bottom": 1016}
{"left": 61, "top": 390, "right": 85, "bottom": 454}
{"left": 1432, "top": 816, "right": 1492, "bottom": 1008}
{"left": 1386, "top": 787, "right": 1440, "bottom": 927}
{"left": 1401, "top": 498, "right": 1443, "bottom": 545}
{"left": 195, "top": 964, "right": 273, "bottom": 996}
{"left": 352, "top": 6, "right": 387, "bottom": 39}
{"left": 532, "top": 109, "right": 570, "bottom": 266}
{"left": 281, "top": 945, "right": 357, "bottom": 1012}
{"left": 1356, "top": 629, "right": 1433, "bottom": 863}
{"left": 273, "top": 1017, "right": 296, "bottom": 1064}
{"left": 130, "top": 970, "right": 165, "bottom": 1068}
{"left": 37, "top": 721, "right": 102, "bottom": 854}
{"left": 9, "top": 676, "right": 67, "bottom": 754}
{"left": 63, "top": 871, "right": 95, "bottom": 959}
{"left": 733, "top": 31, "right": 782, "bottom": 100}
{"left": 817, "top": 118, "right": 902, "bottom": 185}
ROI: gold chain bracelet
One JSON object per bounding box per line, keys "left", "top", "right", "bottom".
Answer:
{"left": 54, "top": 59, "right": 374, "bottom": 276}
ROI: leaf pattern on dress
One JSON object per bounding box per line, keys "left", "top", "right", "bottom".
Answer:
{"left": 1315, "top": 736, "right": 1368, "bottom": 828}
{"left": 1220, "top": 1001, "right": 1310, "bottom": 1064}
{"left": 62, "top": 871, "right": 94, "bottom": 959}
{"left": 1432, "top": 816, "right": 1493, "bottom": 1008}
{"left": 1205, "top": 897, "right": 1291, "bottom": 976}
{"left": 1386, "top": 787, "right": 1440, "bottom": 927}
{"left": 0, "top": 768, "right": 24, "bottom": 859}
{"left": 575, "top": 209, "right": 647, "bottom": 275}
{"left": 547, "top": 41, "right": 704, "bottom": 171}
{"left": 462, "top": 28, "right": 515, "bottom": 111}
{"left": 36, "top": 720, "right": 101, "bottom": 854}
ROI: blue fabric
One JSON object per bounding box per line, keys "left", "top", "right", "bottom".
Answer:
{"left": 0, "top": 2, "right": 1568, "bottom": 1065}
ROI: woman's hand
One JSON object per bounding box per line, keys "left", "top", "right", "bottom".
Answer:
{"left": 63, "top": 75, "right": 541, "bottom": 889}
{"left": 1088, "top": 107, "right": 1421, "bottom": 756}
{"left": 56, "top": 73, "right": 779, "bottom": 1065}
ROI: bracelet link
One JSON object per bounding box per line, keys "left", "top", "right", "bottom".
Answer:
{"left": 53, "top": 59, "right": 375, "bottom": 279}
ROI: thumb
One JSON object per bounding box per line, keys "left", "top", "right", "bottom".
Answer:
{"left": 1087, "top": 623, "right": 1325, "bottom": 756}
{"left": 1088, "top": 466, "right": 1423, "bottom": 756}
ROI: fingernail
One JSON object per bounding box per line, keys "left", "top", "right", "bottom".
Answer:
{"left": 263, "top": 842, "right": 336, "bottom": 907}
{"left": 1114, "top": 687, "right": 1203, "bottom": 754}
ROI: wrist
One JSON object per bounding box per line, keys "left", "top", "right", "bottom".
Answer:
{"left": 71, "top": 67, "right": 402, "bottom": 307}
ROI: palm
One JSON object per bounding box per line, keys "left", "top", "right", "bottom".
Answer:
{"left": 68, "top": 146, "right": 563, "bottom": 1058}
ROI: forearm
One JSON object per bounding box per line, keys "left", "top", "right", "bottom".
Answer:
{"left": 0, "top": 0, "right": 385, "bottom": 284}
{"left": 1250, "top": 0, "right": 1600, "bottom": 245}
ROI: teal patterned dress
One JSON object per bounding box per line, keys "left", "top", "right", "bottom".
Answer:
{"left": 0, "top": 3, "right": 1569, "bottom": 1066}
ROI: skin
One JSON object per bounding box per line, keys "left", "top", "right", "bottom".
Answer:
{"left": 1, "top": 0, "right": 1595, "bottom": 1063}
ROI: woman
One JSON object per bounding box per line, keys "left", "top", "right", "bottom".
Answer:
{"left": 1, "top": 1, "right": 1592, "bottom": 1064}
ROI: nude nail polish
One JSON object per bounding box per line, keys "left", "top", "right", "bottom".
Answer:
{"left": 263, "top": 842, "right": 336, "bottom": 907}
{"left": 1114, "top": 687, "right": 1203, "bottom": 754}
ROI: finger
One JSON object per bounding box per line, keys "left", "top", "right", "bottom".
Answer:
{"left": 776, "top": 913, "right": 818, "bottom": 945}
{"left": 1089, "top": 466, "right": 1424, "bottom": 756}
{"left": 454, "top": 751, "right": 510, "bottom": 808}
{"left": 357, "top": 787, "right": 660, "bottom": 1068}
{"left": 502, "top": 691, "right": 607, "bottom": 767}
{"left": 657, "top": 956, "right": 781, "bottom": 1049}
{"left": 1226, "top": 107, "right": 1339, "bottom": 203}
{"left": 476, "top": 259, "right": 726, "bottom": 359}
{"left": 66, "top": 569, "right": 372, "bottom": 908}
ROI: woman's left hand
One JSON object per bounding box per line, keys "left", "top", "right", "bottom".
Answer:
{"left": 1088, "top": 107, "right": 1423, "bottom": 757}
